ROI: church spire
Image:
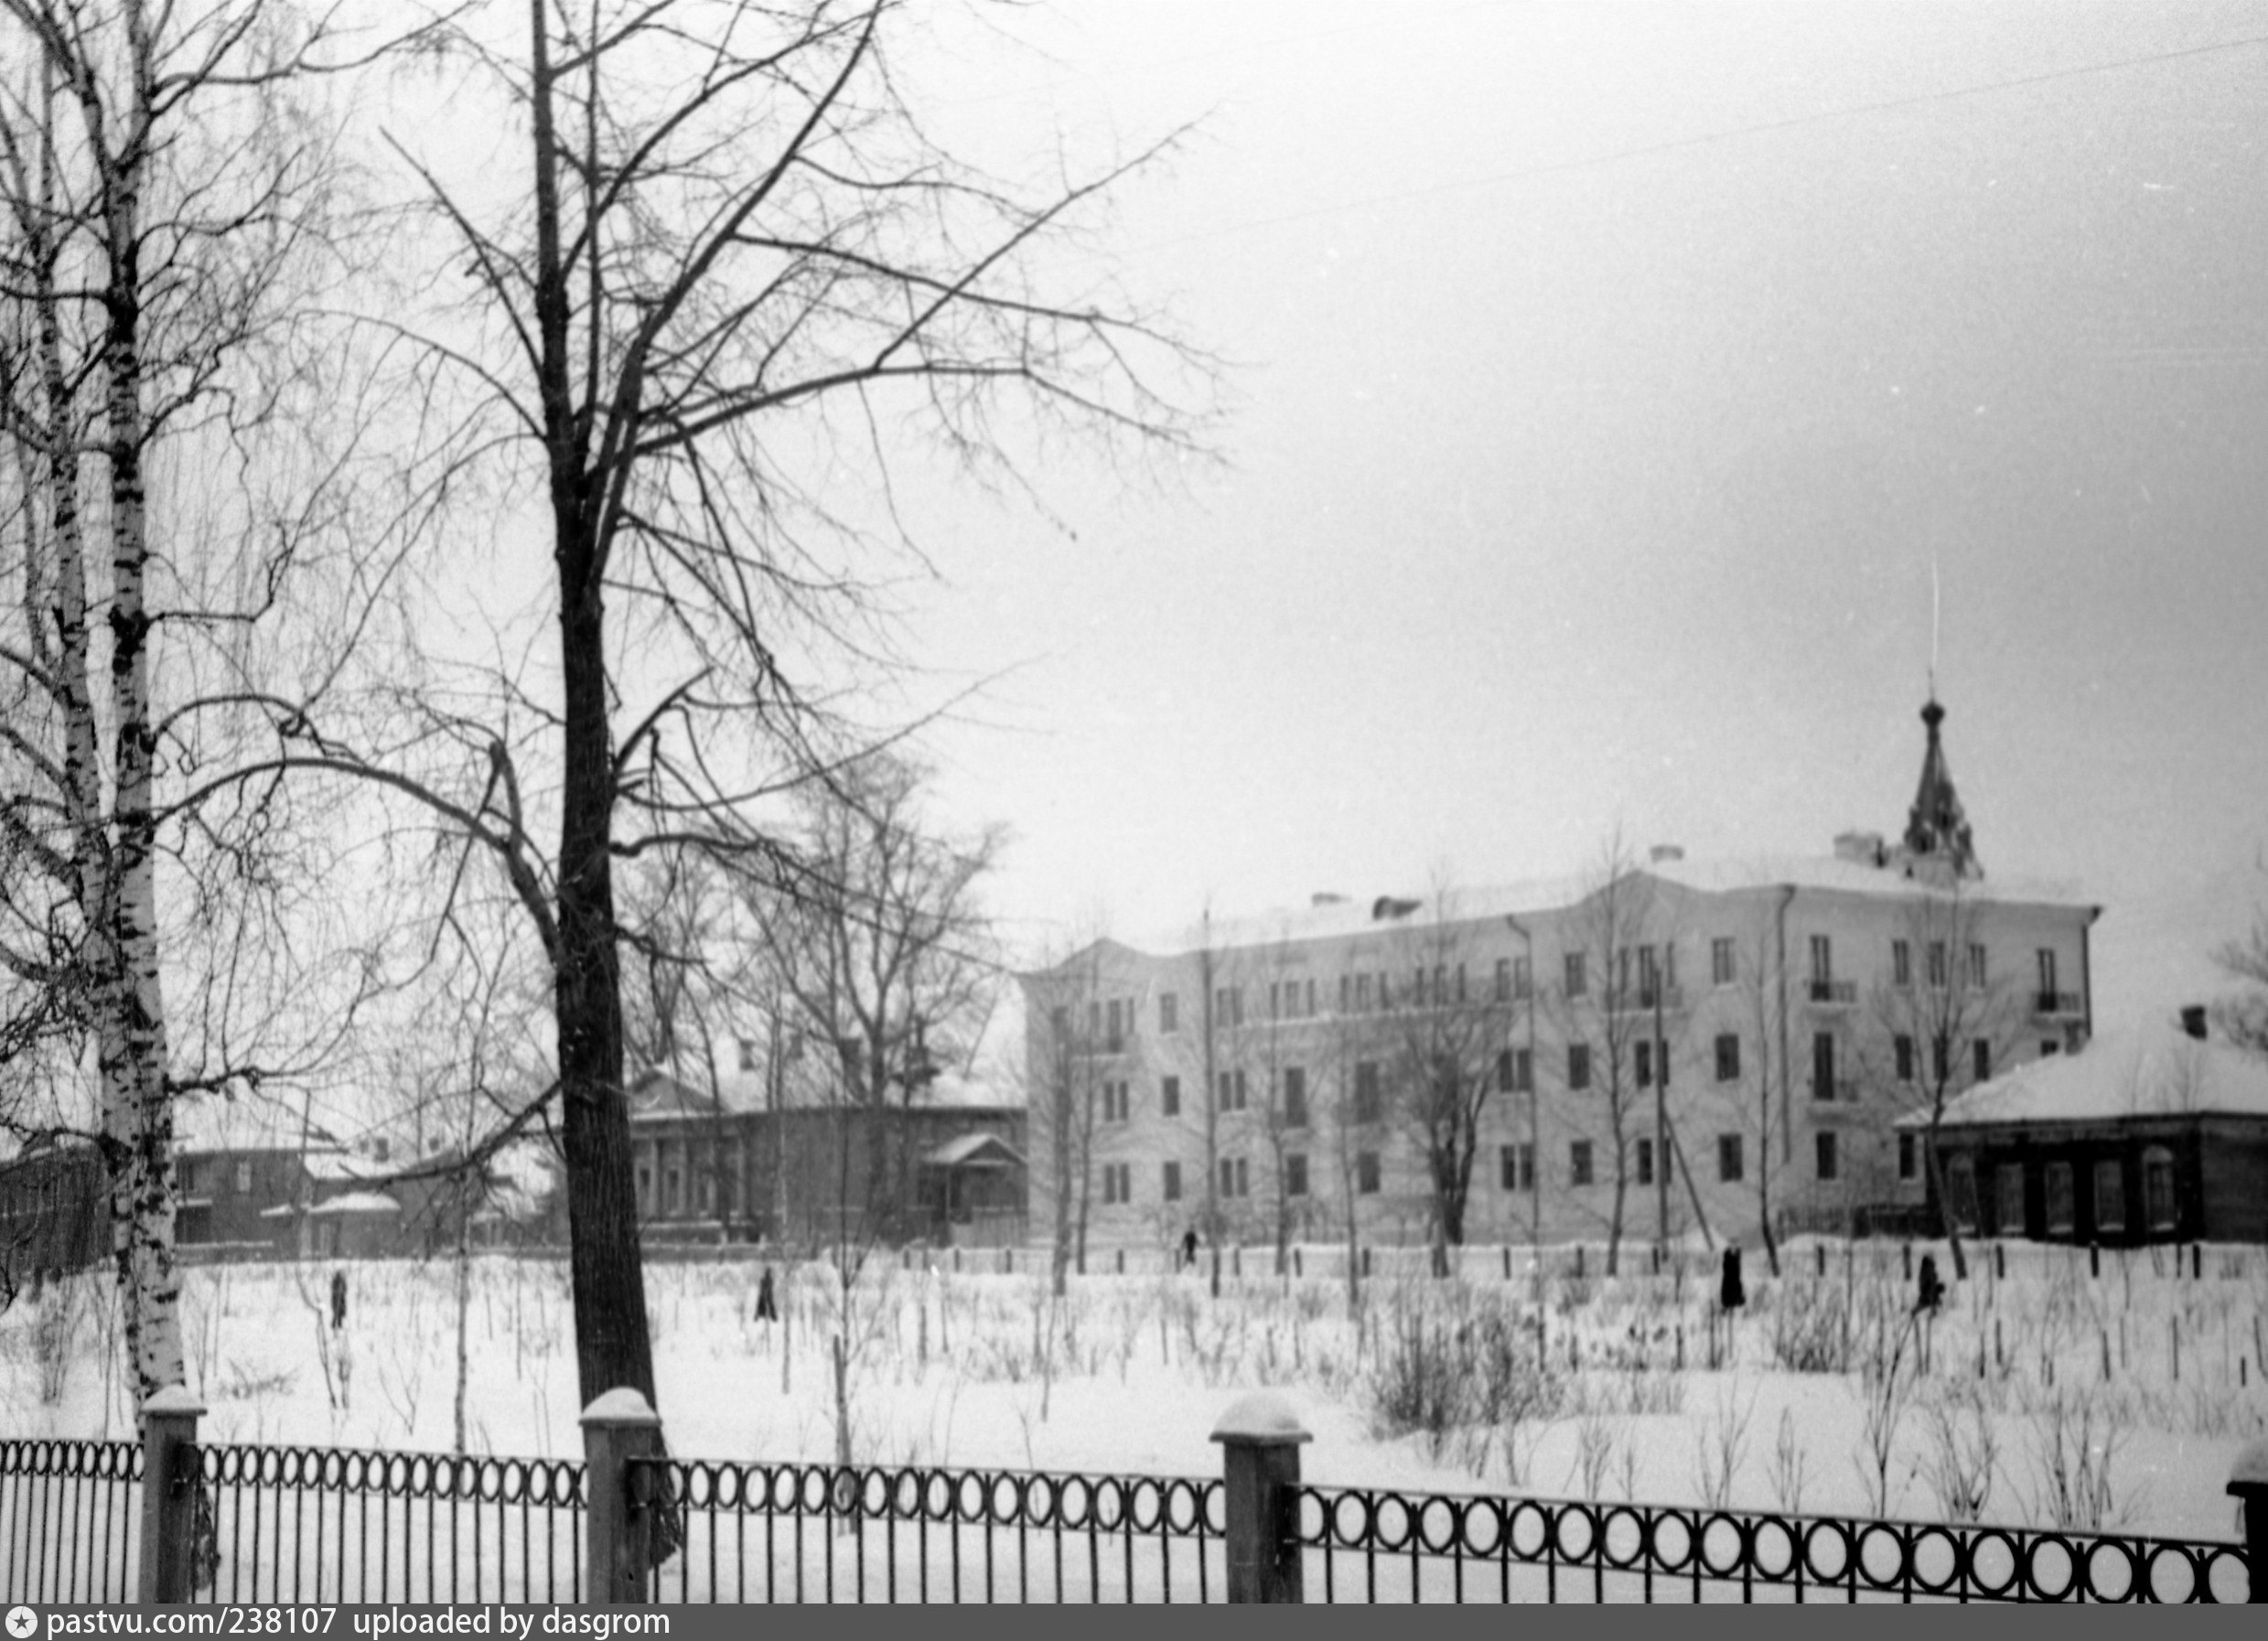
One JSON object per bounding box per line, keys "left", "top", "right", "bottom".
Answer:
{"left": 1900, "top": 692, "right": 1979, "bottom": 879}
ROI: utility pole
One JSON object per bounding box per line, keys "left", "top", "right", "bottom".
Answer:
{"left": 1654, "top": 960, "right": 1671, "bottom": 1250}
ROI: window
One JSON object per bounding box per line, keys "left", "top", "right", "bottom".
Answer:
{"left": 1635, "top": 1039, "right": 1652, "bottom": 1088}
{"left": 233, "top": 1160, "right": 253, "bottom": 1194}
{"left": 665, "top": 1166, "right": 681, "bottom": 1214}
{"left": 1102, "top": 1163, "right": 1132, "bottom": 1205}
{"left": 1105, "top": 998, "right": 1125, "bottom": 1048}
{"left": 1811, "top": 1033, "right": 1836, "bottom": 1101}
{"left": 1995, "top": 1164, "right": 2024, "bottom": 1237}
{"left": 1927, "top": 941, "right": 1948, "bottom": 989}
{"left": 2142, "top": 1146, "right": 2176, "bottom": 1231}
{"left": 1216, "top": 1070, "right": 1247, "bottom": 1111}
{"left": 1892, "top": 939, "right": 1911, "bottom": 987}
{"left": 1810, "top": 934, "right": 1833, "bottom": 984}
{"left": 1896, "top": 1035, "right": 1916, "bottom": 1083}
{"left": 1716, "top": 1134, "right": 1743, "bottom": 1184}
{"left": 1283, "top": 1067, "right": 1308, "bottom": 1128}
{"left": 1498, "top": 1046, "right": 1534, "bottom": 1094}
{"left": 636, "top": 1164, "right": 651, "bottom": 1210}
{"left": 1815, "top": 1131, "right": 1838, "bottom": 1182}
{"left": 2044, "top": 1161, "right": 2073, "bottom": 1235}
{"left": 1946, "top": 1155, "right": 1978, "bottom": 1231}
{"left": 1357, "top": 1152, "right": 1381, "bottom": 1194}
{"left": 1564, "top": 952, "right": 1587, "bottom": 997}
{"left": 1161, "top": 1076, "right": 1180, "bottom": 1117}
{"left": 1306, "top": 979, "right": 1317, "bottom": 1017}
{"left": 1635, "top": 1137, "right": 1654, "bottom": 1186}
{"left": 1455, "top": 963, "right": 1467, "bottom": 1004}
{"left": 1270, "top": 981, "right": 1283, "bottom": 1020}
{"left": 1213, "top": 987, "right": 1241, "bottom": 1027}
{"left": 2092, "top": 1159, "right": 2124, "bottom": 1232}
{"left": 1163, "top": 1161, "right": 1183, "bottom": 1202}
{"left": 1932, "top": 1035, "right": 1950, "bottom": 1085}
{"left": 1967, "top": 943, "right": 1987, "bottom": 986}
{"left": 1286, "top": 1154, "right": 1308, "bottom": 1197}
{"left": 1160, "top": 992, "right": 1178, "bottom": 1034}
{"left": 1569, "top": 1140, "right": 1594, "bottom": 1186}
{"left": 177, "top": 1160, "right": 197, "bottom": 1195}
{"left": 1567, "top": 1044, "right": 1591, "bottom": 1091}
{"left": 1235, "top": 1156, "right": 1249, "bottom": 1197}
{"left": 1494, "top": 959, "right": 1511, "bottom": 1003}
{"left": 1714, "top": 1033, "right": 1740, "bottom": 1083}
{"left": 1220, "top": 1157, "right": 1234, "bottom": 1198}
{"left": 1354, "top": 1062, "right": 1382, "bottom": 1123}
{"left": 1711, "top": 937, "right": 1735, "bottom": 987}
{"left": 1500, "top": 1143, "right": 1534, "bottom": 1191}
{"left": 1972, "top": 1039, "right": 1992, "bottom": 1083}
{"left": 1513, "top": 957, "right": 1532, "bottom": 1000}
{"left": 1355, "top": 974, "right": 1372, "bottom": 1013}
{"left": 2037, "top": 949, "right": 2058, "bottom": 1003}
{"left": 737, "top": 1036, "right": 758, "bottom": 1072}
{"left": 1897, "top": 1132, "right": 1917, "bottom": 1181}
{"left": 1338, "top": 974, "right": 1351, "bottom": 1014}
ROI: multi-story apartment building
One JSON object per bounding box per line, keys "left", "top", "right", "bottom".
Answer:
{"left": 1019, "top": 699, "right": 2100, "bottom": 1260}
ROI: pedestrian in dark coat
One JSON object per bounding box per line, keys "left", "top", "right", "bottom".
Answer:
{"left": 1719, "top": 1246, "right": 1746, "bottom": 1311}
{"left": 329, "top": 1270, "right": 348, "bottom": 1332}
{"left": 754, "top": 1266, "right": 779, "bottom": 1323}
{"left": 1915, "top": 1252, "right": 1944, "bottom": 1314}
{"left": 1180, "top": 1228, "right": 1198, "bottom": 1270}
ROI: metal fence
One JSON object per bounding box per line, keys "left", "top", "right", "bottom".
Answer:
{"left": 1292, "top": 1485, "right": 2250, "bottom": 1603}
{"left": 5, "top": 1394, "right": 2259, "bottom": 1605}
{"left": 179, "top": 1443, "right": 585, "bottom": 1603}
{"left": 628, "top": 1459, "right": 1226, "bottom": 1603}
{"left": 0, "top": 1438, "right": 142, "bottom": 1603}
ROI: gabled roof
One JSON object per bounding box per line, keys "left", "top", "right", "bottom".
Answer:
{"left": 1896, "top": 1026, "right": 2268, "bottom": 1130}
{"left": 923, "top": 1133, "right": 1024, "bottom": 1169}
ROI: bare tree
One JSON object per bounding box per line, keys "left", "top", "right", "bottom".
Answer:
{"left": 0, "top": 0, "right": 424, "bottom": 1404}
{"left": 1548, "top": 835, "right": 1672, "bottom": 1277}
{"left": 1714, "top": 893, "right": 1793, "bottom": 1275}
{"left": 1373, "top": 885, "right": 1511, "bottom": 1278}
{"left": 2213, "top": 885, "right": 2268, "bottom": 1058}
{"left": 743, "top": 751, "right": 1000, "bottom": 1252}
{"left": 205, "top": 0, "right": 1213, "bottom": 1423}
{"left": 1859, "top": 881, "right": 2025, "bottom": 1282}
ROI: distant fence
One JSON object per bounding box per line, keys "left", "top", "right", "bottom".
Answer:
{"left": 7, "top": 1391, "right": 2259, "bottom": 1604}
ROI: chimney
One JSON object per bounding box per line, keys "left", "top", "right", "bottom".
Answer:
{"left": 1649, "top": 844, "right": 1684, "bottom": 864}
{"left": 2179, "top": 1004, "right": 2208, "bottom": 1041}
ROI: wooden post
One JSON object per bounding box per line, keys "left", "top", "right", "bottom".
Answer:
{"left": 581, "top": 1388, "right": 664, "bottom": 1604}
{"left": 137, "top": 1386, "right": 206, "bottom": 1604}
{"left": 2230, "top": 1441, "right": 2268, "bottom": 1603}
{"left": 1212, "top": 1393, "right": 1311, "bottom": 1603}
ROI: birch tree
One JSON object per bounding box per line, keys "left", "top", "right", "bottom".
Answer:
{"left": 0, "top": 0, "right": 412, "bottom": 1404}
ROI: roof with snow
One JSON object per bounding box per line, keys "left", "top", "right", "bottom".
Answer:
{"left": 922, "top": 1133, "right": 1024, "bottom": 1169}
{"left": 307, "top": 1191, "right": 401, "bottom": 1217}
{"left": 1896, "top": 1025, "right": 2268, "bottom": 1130}
{"left": 1095, "top": 854, "right": 2092, "bottom": 961}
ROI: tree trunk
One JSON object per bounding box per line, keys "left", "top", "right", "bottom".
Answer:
{"left": 1924, "top": 1121, "right": 1969, "bottom": 1281}
{"left": 94, "top": 43, "right": 186, "bottom": 1404}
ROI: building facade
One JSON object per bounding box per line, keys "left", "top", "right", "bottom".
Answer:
{"left": 1020, "top": 700, "right": 2101, "bottom": 1260}
{"left": 1902, "top": 1009, "right": 2268, "bottom": 1246}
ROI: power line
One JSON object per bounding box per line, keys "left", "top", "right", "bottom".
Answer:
{"left": 1142, "top": 31, "right": 2268, "bottom": 251}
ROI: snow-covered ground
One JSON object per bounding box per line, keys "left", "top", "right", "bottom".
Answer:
{"left": 2, "top": 1238, "right": 2256, "bottom": 1552}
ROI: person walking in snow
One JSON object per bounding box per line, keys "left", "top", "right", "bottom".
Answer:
{"left": 1181, "top": 1228, "right": 1198, "bottom": 1270}
{"left": 329, "top": 1270, "right": 348, "bottom": 1332}
{"left": 1914, "top": 1252, "right": 1943, "bottom": 1315}
{"left": 754, "top": 1266, "right": 779, "bottom": 1323}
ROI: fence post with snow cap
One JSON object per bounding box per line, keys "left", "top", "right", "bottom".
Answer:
{"left": 582, "top": 1387, "right": 663, "bottom": 1603}
{"left": 137, "top": 1385, "right": 205, "bottom": 1604}
{"left": 1212, "top": 1391, "right": 1310, "bottom": 1603}
{"left": 2230, "top": 1440, "right": 2268, "bottom": 1603}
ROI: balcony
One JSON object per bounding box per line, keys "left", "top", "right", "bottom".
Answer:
{"left": 1805, "top": 980, "right": 1857, "bottom": 1007}
{"left": 1607, "top": 984, "right": 1684, "bottom": 1015}
{"left": 2033, "top": 991, "right": 2083, "bottom": 1019}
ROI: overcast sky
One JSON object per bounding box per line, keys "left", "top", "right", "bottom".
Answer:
{"left": 850, "top": 0, "right": 2268, "bottom": 1034}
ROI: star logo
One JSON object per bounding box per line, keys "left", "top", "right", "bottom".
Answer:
{"left": 5, "top": 1605, "right": 38, "bottom": 1639}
